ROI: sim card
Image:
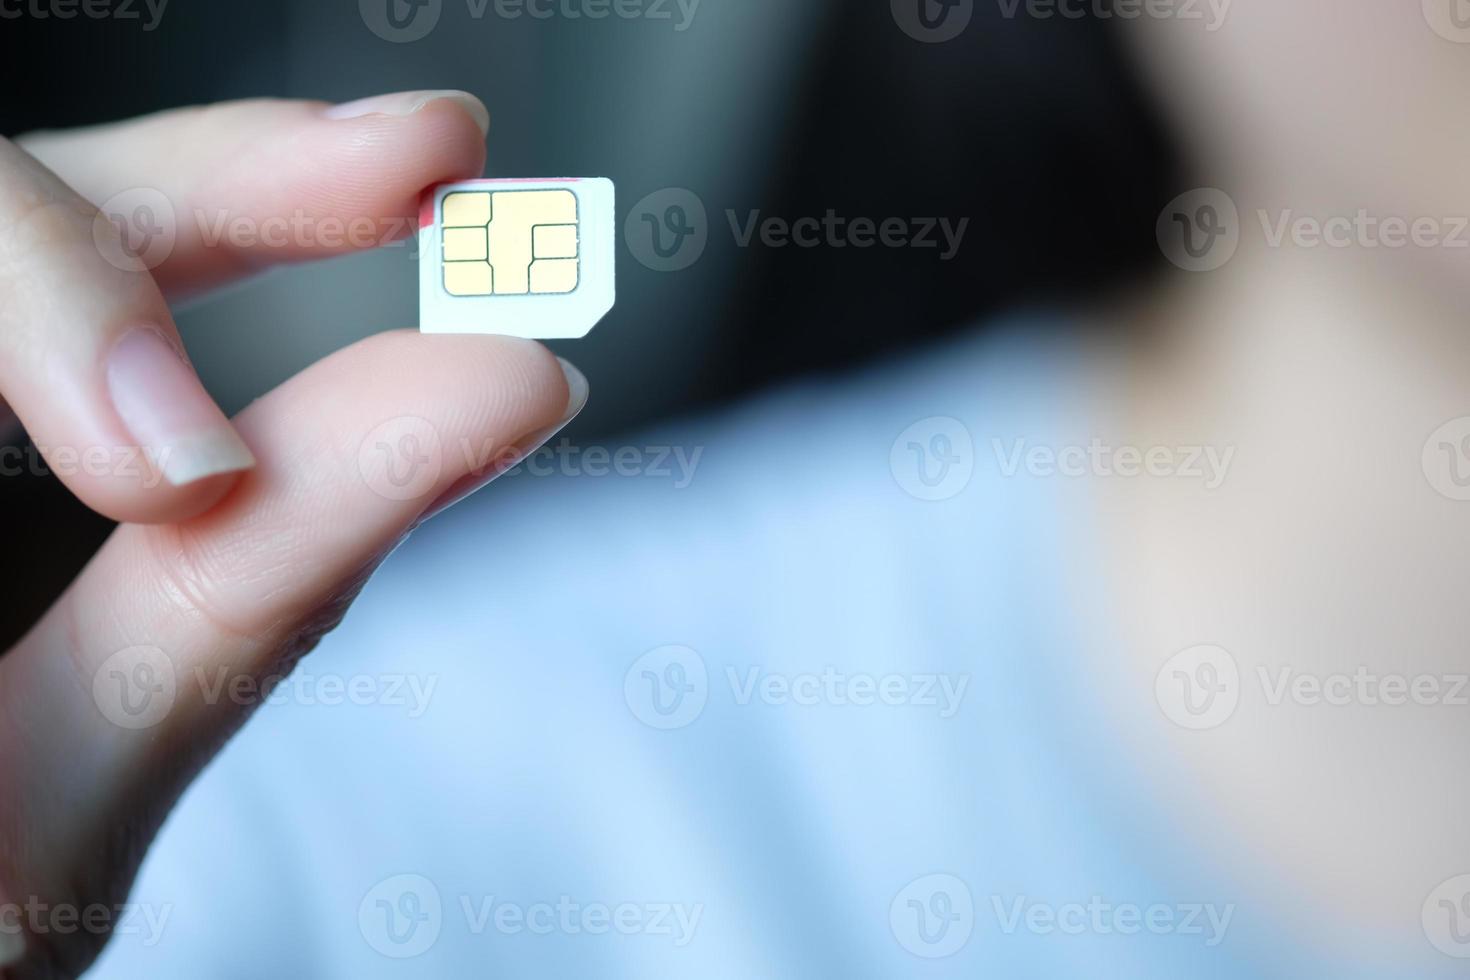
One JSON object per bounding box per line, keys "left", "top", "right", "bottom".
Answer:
{"left": 418, "top": 178, "right": 615, "bottom": 339}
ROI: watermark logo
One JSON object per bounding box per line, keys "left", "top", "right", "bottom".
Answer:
{"left": 890, "top": 874, "right": 975, "bottom": 958}
{"left": 1163, "top": 194, "right": 1470, "bottom": 268}
{"left": 91, "top": 657, "right": 439, "bottom": 730}
{"left": 726, "top": 210, "right": 968, "bottom": 261}
{"left": 1423, "top": 875, "right": 1470, "bottom": 958}
{"left": 1155, "top": 644, "right": 1239, "bottom": 730}
{"left": 0, "top": 442, "right": 171, "bottom": 487}
{"left": 0, "top": 0, "right": 169, "bottom": 31}
{"left": 1258, "top": 210, "right": 1470, "bottom": 250}
{"left": 492, "top": 0, "right": 701, "bottom": 29}
{"left": 625, "top": 645, "right": 709, "bottom": 730}
{"left": 95, "top": 194, "right": 421, "bottom": 268}
{"left": 993, "top": 0, "right": 1229, "bottom": 30}
{"left": 727, "top": 667, "right": 969, "bottom": 717}
{"left": 459, "top": 895, "right": 702, "bottom": 943}
{"left": 990, "top": 895, "right": 1233, "bottom": 945}
{"left": 625, "top": 190, "right": 967, "bottom": 270}
{"left": 1157, "top": 188, "right": 1239, "bottom": 272}
{"left": 1423, "top": 417, "right": 1470, "bottom": 501}
{"left": 92, "top": 645, "right": 177, "bottom": 730}
{"left": 1423, "top": 0, "right": 1470, "bottom": 43}
{"left": 193, "top": 208, "right": 412, "bottom": 251}
{"left": 360, "top": 0, "right": 442, "bottom": 41}
{"left": 1160, "top": 654, "right": 1468, "bottom": 719}
{"left": 626, "top": 188, "right": 708, "bottom": 272}
{"left": 362, "top": 0, "right": 698, "bottom": 37}
{"left": 360, "top": 874, "right": 444, "bottom": 958}
{"left": 359, "top": 877, "right": 701, "bottom": 950}
{"left": 1258, "top": 666, "right": 1468, "bottom": 708}
{"left": 196, "top": 668, "right": 439, "bottom": 718}
{"left": 891, "top": 0, "right": 974, "bottom": 43}
{"left": 891, "top": 417, "right": 975, "bottom": 501}
{"left": 359, "top": 416, "right": 444, "bottom": 502}
{"left": 993, "top": 437, "right": 1233, "bottom": 488}
{"left": 501, "top": 439, "right": 704, "bottom": 488}
{"left": 0, "top": 898, "right": 171, "bottom": 950}
{"left": 625, "top": 650, "right": 970, "bottom": 726}
{"left": 93, "top": 187, "right": 176, "bottom": 273}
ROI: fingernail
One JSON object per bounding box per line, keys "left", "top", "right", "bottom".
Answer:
{"left": 417, "top": 357, "right": 589, "bottom": 524}
{"left": 106, "top": 328, "right": 256, "bottom": 487}
{"left": 548, "top": 357, "right": 591, "bottom": 435}
{"left": 323, "top": 90, "right": 491, "bottom": 137}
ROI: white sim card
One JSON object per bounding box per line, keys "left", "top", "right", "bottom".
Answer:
{"left": 418, "top": 178, "right": 615, "bottom": 338}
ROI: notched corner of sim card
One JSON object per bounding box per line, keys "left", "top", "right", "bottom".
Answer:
{"left": 418, "top": 177, "right": 616, "bottom": 341}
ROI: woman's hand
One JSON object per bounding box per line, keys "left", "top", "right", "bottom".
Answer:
{"left": 0, "top": 92, "right": 583, "bottom": 977}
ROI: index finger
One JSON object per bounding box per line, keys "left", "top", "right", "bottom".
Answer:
{"left": 0, "top": 136, "right": 254, "bottom": 524}
{"left": 17, "top": 91, "right": 490, "bottom": 299}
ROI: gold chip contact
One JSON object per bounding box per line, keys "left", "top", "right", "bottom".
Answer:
{"left": 441, "top": 189, "right": 580, "bottom": 297}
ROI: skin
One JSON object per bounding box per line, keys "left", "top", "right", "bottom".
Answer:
{"left": 0, "top": 94, "right": 574, "bottom": 976}
{"left": 1091, "top": 1, "right": 1470, "bottom": 965}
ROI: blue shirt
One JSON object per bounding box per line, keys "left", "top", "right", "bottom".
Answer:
{"left": 92, "top": 326, "right": 1440, "bottom": 978}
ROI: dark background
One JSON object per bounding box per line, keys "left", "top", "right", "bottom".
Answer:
{"left": 0, "top": 0, "right": 1176, "bottom": 645}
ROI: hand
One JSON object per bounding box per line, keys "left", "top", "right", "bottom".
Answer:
{"left": 0, "top": 92, "right": 584, "bottom": 977}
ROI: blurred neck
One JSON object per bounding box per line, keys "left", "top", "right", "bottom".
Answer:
{"left": 1119, "top": 229, "right": 1470, "bottom": 430}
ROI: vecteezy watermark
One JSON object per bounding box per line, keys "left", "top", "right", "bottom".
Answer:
{"left": 458, "top": 895, "right": 702, "bottom": 946}
{"left": 989, "top": 895, "right": 1234, "bottom": 946}
{"left": 890, "top": 874, "right": 1233, "bottom": 957}
{"left": 192, "top": 668, "right": 439, "bottom": 718}
{"left": 358, "top": 874, "right": 703, "bottom": 958}
{"left": 1423, "top": 0, "right": 1470, "bottom": 43}
{"left": 94, "top": 187, "right": 177, "bottom": 273}
{"left": 92, "top": 645, "right": 440, "bottom": 730}
{"left": 1155, "top": 644, "right": 1240, "bottom": 730}
{"left": 624, "top": 189, "right": 969, "bottom": 272}
{"left": 1160, "top": 188, "right": 1470, "bottom": 272}
{"left": 0, "top": 443, "right": 172, "bottom": 487}
{"left": 1257, "top": 210, "right": 1470, "bottom": 250}
{"left": 192, "top": 208, "right": 412, "bottom": 253}
{"left": 358, "top": 416, "right": 706, "bottom": 502}
{"left": 726, "top": 210, "right": 968, "bottom": 261}
{"left": 892, "top": 423, "right": 1234, "bottom": 499}
{"left": 1156, "top": 645, "right": 1470, "bottom": 731}
{"left": 1157, "top": 188, "right": 1241, "bottom": 272}
{"left": 0, "top": 0, "right": 168, "bottom": 30}
{"left": 890, "top": 874, "right": 975, "bottom": 958}
{"left": 358, "top": 416, "right": 446, "bottom": 503}
{"left": 1256, "top": 666, "right": 1469, "bottom": 709}
{"left": 993, "top": 0, "right": 1229, "bottom": 29}
{"left": 892, "top": 0, "right": 1227, "bottom": 43}
{"left": 992, "top": 438, "right": 1235, "bottom": 489}
{"left": 891, "top": 0, "right": 974, "bottom": 44}
{"left": 1423, "top": 874, "right": 1470, "bottom": 958}
{"left": 624, "top": 645, "right": 710, "bottom": 730}
{"left": 0, "top": 898, "right": 171, "bottom": 950}
{"left": 624, "top": 646, "right": 971, "bottom": 730}
{"left": 625, "top": 188, "right": 709, "bottom": 272}
{"left": 891, "top": 417, "right": 975, "bottom": 502}
{"left": 359, "top": 0, "right": 699, "bottom": 42}
{"left": 359, "top": 875, "right": 443, "bottom": 959}
{"left": 93, "top": 646, "right": 178, "bottom": 731}
{"left": 486, "top": 0, "right": 699, "bottom": 30}
{"left": 727, "top": 667, "right": 969, "bottom": 718}
{"left": 1423, "top": 417, "right": 1470, "bottom": 501}
{"left": 93, "top": 190, "right": 418, "bottom": 273}
{"left": 495, "top": 438, "right": 704, "bottom": 489}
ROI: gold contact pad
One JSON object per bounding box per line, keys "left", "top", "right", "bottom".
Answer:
{"left": 441, "top": 189, "right": 580, "bottom": 296}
